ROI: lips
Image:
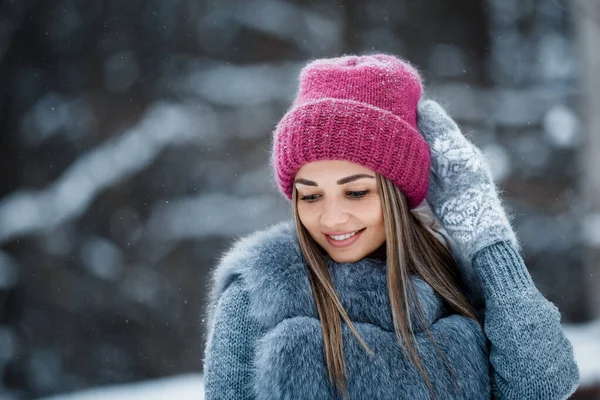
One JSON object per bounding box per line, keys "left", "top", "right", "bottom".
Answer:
{"left": 324, "top": 228, "right": 366, "bottom": 248}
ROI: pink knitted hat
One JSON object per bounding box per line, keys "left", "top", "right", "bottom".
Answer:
{"left": 272, "top": 54, "right": 430, "bottom": 208}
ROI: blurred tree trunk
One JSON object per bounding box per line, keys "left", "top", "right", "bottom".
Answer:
{"left": 341, "top": 0, "right": 360, "bottom": 53}
{"left": 568, "top": 6, "right": 600, "bottom": 398}
{"left": 572, "top": 0, "right": 600, "bottom": 321}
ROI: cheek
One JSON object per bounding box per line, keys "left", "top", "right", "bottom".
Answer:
{"left": 297, "top": 205, "right": 326, "bottom": 244}
{"left": 365, "top": 205, "right": 386, "bottom": 242}
{"left": 373, "top": 206, "right": 385, "bottom": 226}
{"left": 356, "top": 197, "right": 384, "bottom": 224}
{"left": 297, "top": 203, "right": 317, "bottom": 230}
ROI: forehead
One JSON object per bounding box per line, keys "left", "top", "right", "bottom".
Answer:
{"left": 296, "top": 160, "right": 375, "bottom": 178}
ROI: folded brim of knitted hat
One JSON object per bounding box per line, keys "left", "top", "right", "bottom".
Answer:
{"left": 272, "top": 98, "right": 430, "bottom": 209}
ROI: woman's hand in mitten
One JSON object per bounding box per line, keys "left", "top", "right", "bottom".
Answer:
{"left": 417, "top": 99, "right": 519, "bottom": 260}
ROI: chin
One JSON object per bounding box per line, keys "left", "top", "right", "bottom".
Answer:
{"left": 327, "top": 251, "right": 363, "bottom": 264}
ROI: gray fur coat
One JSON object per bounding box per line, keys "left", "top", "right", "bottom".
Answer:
{"left": 203, "top": 221, "right": 579, "bottom": 399}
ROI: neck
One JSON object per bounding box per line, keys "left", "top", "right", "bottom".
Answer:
{"left": 366, "top": 242, "right": 387, "bottom": 262}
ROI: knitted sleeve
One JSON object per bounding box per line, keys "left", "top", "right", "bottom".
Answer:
{"left": 472, "top": 241, "right": 580, "bottom": 399}
{"left": 203, "top": 277, "right": 260, "bottom": 400}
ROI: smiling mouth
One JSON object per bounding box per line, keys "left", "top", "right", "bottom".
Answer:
{"left": 324, "top": 228, "right": 366, "bottom": 248}
{"left": 327, "top": 230, "right": 361, "bottom": 240}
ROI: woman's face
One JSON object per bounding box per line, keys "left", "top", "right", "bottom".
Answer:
{"left": 295, "top": 160, "right": 386, "bottom": 263}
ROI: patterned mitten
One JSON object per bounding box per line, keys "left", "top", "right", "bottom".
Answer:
{"left": 416, "top": 99, "right": 519, "bottom": 261}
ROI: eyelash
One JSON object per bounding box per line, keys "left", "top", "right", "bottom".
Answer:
{"left": 300, "top": 190, "right": 370, "bottom": 203}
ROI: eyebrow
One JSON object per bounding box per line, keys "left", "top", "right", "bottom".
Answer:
{"left": 294, "top": 174, "right": 375, "bottom": 187}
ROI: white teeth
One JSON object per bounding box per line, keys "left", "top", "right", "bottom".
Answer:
{"left": 329, "top": 231, "right": 359, "bottom": 241}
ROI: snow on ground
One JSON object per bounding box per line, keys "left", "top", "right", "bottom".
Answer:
{"left": 40, "top": 374, "right": 204, "bottom": 400}
{"left": 563, "top": 318, "right": 600, "bottom": 388}
{"left": 39, "top": 320, "right": 600, "bottom": 399}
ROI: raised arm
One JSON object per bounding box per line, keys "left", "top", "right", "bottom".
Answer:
{"left": 473, "top": 241, "right": 579, "bottom": 398}
{"left": 417, "top": 99, "right": 580, "bottom": 399}
{"left": 203, "top": 277, "right": 260, "bottom": 400}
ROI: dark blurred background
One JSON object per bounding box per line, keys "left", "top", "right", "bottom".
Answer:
{"left": 1, "top": 0, "right": 599, "bottom": 399}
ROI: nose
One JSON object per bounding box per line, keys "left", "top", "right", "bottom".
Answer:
{"left": 320, "top": 197, "right": 350, "bottom": 230}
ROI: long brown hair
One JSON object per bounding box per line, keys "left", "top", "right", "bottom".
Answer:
{"left": 292, "top": 173, "right": 477, "bottom": 399}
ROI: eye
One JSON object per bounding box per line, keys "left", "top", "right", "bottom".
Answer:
{"left": 300, "top": 194, "right": 321, "bottom": 203}
{"left": 346, "top": 190, "right": 369, "bottom": 199}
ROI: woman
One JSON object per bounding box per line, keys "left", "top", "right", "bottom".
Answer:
{"left": 202, "top": 54, "right": 579, "bottom": 399}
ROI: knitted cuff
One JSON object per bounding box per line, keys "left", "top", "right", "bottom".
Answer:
{"left": 472, "top": 241, "right": 536, "bottom": 303}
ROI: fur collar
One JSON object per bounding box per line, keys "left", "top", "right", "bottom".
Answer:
{"left": 209, "top": 220, "right": 448, "bottom": 332}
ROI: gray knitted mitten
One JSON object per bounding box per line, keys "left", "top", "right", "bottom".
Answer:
{"left": 417, "top": 99, "right": 519, "bottom": 261}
